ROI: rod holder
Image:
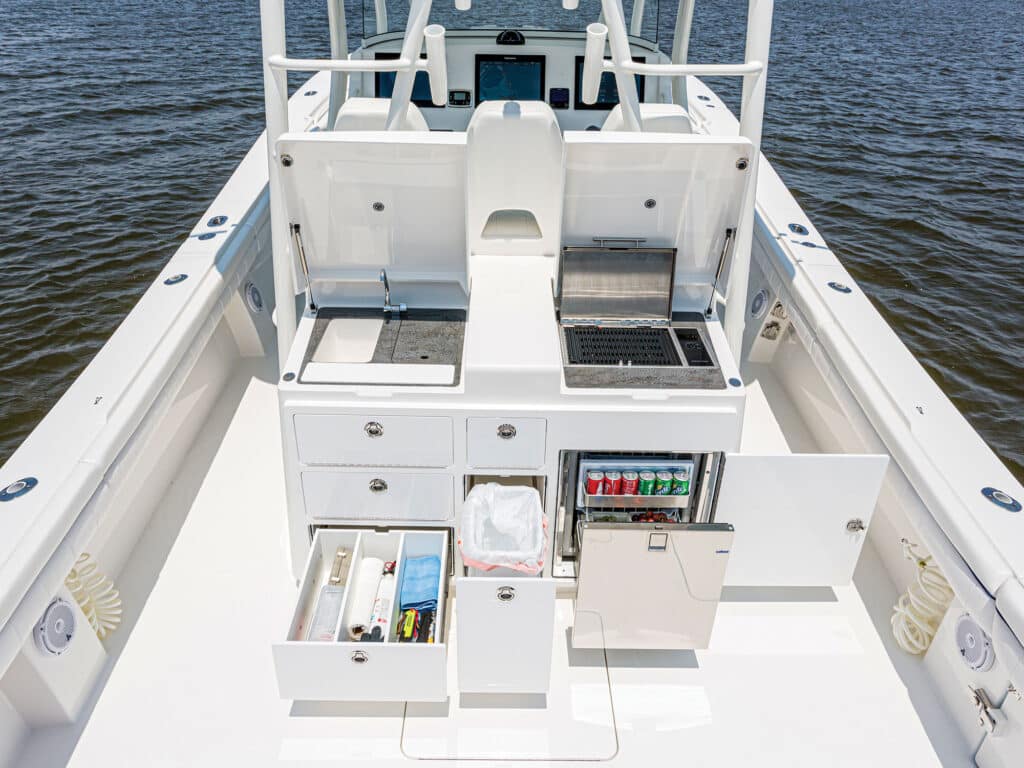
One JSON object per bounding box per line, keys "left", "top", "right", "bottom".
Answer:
{"left": 582, "top": 23, "right": 608, "bottom": 105}
{"left": 424, "top": 24, "right": 448, "bottom": 106}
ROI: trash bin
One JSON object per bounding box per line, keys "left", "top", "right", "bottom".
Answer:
{"left": 458, "top": 483, "right": 546, "bottom": 576}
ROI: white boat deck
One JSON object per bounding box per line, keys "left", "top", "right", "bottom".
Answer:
{"left": 18, "top": 361, "right": 947, "bottom": 767}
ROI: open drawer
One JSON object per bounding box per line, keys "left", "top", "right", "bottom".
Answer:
{"left": 272, "top": 527, "right": 450, "bottom": 702}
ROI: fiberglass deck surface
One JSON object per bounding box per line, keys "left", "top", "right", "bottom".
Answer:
{"left": 38, "top": 363, "right": 942, "bottom": 767}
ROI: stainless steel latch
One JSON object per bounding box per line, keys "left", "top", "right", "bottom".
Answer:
{"left": 970, "top": 685, "right": 1007, "bottom": 735}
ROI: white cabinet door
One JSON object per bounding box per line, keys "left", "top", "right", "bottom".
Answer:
{"left": 466, "top": 417, "right": 547, "bottom": 469}
{"left": 573, "top": 525, "right": 734, "bottom": 650}
{"left": 716, "top": 454, "right": 889, "bottom": 587}
{"left": 456, "top": 577, "right": 555, "bottom": 693}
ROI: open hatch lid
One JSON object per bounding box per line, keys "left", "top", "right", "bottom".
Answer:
{"left": 276, "top": 132, "right": 469, "bottom": 309}
{"left": 561, "top": 133, "right": 754, "bottom": 309}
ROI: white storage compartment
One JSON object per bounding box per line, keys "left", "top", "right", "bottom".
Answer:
{"left": 273, "top": 527, "right": 450, "bottom": 702}
{"left": 294, "top": 413, "right": 453, "bottom": 467}
{"left": 302, "top": 470, "right": 454, "bottom": 522}
{"left": 716, "top": 453, "right": 889, "bottom": 586}
{"left": 456, "top": 577, "right": 556, "bottom": 693}
{"left": 466, "top": 417, "right": 546, "bottom": 469}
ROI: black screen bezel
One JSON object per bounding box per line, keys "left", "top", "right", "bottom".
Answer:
{"left": 374, "top": 52, "right": 435, "bottom": 108}
{"left": 573, "top": 55, "right": 646, "bottom": 110}
{"left": 474, "top": 54, "right": 546, "bottom": 106}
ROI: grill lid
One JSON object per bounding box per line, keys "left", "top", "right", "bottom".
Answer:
{"left": 558, "top": 247, "right": 676, "bottom": 323}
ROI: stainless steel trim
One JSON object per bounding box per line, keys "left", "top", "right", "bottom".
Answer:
{"left": 496, "top": 423, "right": 517, "bottom": 440}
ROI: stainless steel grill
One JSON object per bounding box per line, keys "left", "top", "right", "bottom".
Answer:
{"left": 563, "top": 326, "right": 681, "bottom": 367}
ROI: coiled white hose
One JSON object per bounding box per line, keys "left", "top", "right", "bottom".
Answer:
{"left": 891, "top": 538, "right": 953, "bottom": 655}
{"left": 65, "top": 553, "right": 122, "bottom": 640}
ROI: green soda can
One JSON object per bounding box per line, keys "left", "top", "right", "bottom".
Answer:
{"left": 654, "top": 471, "right": 674, "bottom": 495}
{"left": 637, "top": 471, "right": 656, "bottom": 495}
{"left": 672, "top": 468, "right": 690, "bottom": 496}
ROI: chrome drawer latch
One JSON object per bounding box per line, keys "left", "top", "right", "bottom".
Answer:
{"left": 496, "top": 586, "right": 516, "bottom": 602}
{"left": 369, "top": 479, "right": 388, "bottom": 494}
{"left": 364, "top": 421, "right": 384, "bottom": 438}
{"left": 496, "top": 424, "right": 517, "bottom": 440}
{"left": 351, "top": 650, "right": 369, "bottom": 664}
{"left": 846, "top": 518, "right": 865, "bottom": 533}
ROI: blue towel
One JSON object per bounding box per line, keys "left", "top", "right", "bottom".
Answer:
{"left": 399, "top": 555, "right": 441, "bottom": 612}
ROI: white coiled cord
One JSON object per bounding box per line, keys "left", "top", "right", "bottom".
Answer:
{"left": 891, "top": 538, "right": 953, "bottom": 655}
{"left": 65, "top": 553, "right": 122, "bottom": 640}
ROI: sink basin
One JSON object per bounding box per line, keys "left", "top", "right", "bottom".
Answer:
{"left": 301, "top": 308, "right": 466, "bottom": 386}
{"left": 311, "top": 318, "right": 383, "bottom": 363}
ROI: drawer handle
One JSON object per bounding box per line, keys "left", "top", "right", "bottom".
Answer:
{"left": 351, "top": 650, "right": 369, "bottom": 664}
{"left": 496, "top": 423, "right": 517, "bottom": 440}
{"left": 369, "top": 478, "right": 388, "bottom": 494}
{"left": 846, "top": 518, "right": 865, "bottom": 533}
{"left": 364, "top": 421, "right": 384, "bottom": 438}
{"left": 496, "top": 586, "right": 516, "bottom": 602}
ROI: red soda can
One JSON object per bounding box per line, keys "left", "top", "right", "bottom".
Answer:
{"left": 602, "top": 471, "right": 622, "bottom": 495}
{"left": 621, "top": 471, "right": 639, "bottom": 495}
{"left": 585, "top": 471, "right": 604, "bottom": 495}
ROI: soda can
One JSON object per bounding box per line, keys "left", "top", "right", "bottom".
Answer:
{"left": 585, "top": 470, "right": 604, "bottom": 495}
{"left": 602, "top": 471, "right": 622, "bottom": 495}
{"left": 638, "top": 471, "right": 656, "bottom": 495}
{"left": 672, "top": 469, "right": 690, "bottom": 496}
{"left": 621, "top": 471, "right": 639, "bottom": 495}
{"left": 654, "top": 471, "right": 674, "bottom": 495}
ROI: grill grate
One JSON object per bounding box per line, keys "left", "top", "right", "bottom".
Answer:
{"left": 564, "top": 326, "right": 681, "bottom": 366}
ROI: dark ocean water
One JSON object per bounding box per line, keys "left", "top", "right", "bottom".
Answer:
{"left": 1, "top": 0, "right": 1022, "bottom": 479}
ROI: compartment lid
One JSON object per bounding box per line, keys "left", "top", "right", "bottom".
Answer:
{"left": 275, "top": 132, "right": 469, "bottom": 307}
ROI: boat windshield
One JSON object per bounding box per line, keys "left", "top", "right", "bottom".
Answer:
{"left": 358, "top": 0, "right": 665, "bottom": 46}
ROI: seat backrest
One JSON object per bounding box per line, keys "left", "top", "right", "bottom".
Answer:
{"left": 465, "top": 101, "right": 564, "bottom": 258}
{"left": 332, "top": 97, "right": 429, "bottom": 132}
{"left": 276, "top": 131, "right": 468, "bottom": 308}
{"left": 601, "top": 103, "right": 694, "bottom": 134}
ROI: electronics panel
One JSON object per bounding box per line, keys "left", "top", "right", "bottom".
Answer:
{"left": 474, "top": 54, "right": 545, "bottom": 105}
{"left": 573, "top": 56, "right": 646, "bottom": 110}
{"left": 361, "top": 33, "right": 669, "bottom": 131}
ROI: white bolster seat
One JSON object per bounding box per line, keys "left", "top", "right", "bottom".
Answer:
{"left": 332, "top": 97, "right": 429, "bottom": 131}
{"left": 601, "top": 103, "right": 694, "bottom": 134}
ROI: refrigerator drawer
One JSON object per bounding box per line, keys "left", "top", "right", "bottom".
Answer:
{"left": 572, "top": 522, "right": 733, "bottom": 650}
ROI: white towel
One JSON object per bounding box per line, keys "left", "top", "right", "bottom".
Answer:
{"left": 346, "top": 557, "right": 384, "bottom": 640}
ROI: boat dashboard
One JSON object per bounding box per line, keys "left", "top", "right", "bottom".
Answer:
{"left": 347, "top": 29, "right": 673, "bottom": 132}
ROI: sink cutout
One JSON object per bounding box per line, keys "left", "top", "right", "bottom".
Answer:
{"left": 312, "top": 318, "right": 383, "bottom": 363}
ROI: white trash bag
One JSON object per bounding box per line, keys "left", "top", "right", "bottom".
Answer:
{"left": 459, "top": 483, "right": 547, "bottom": 575}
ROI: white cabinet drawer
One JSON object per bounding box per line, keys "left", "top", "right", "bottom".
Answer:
{"left": 294, "top": 413, "right": 453, "bottom": 467}
{"left": 456, "top": 577, "right": 555, "bottom": 693}
{"left": 273, "top": 527, "right": 450, "bottom": 702}
{"left": 466, "top": 417, "right": 546, "bottom": 469}
{"left": 302, "top": 471, "right": 453, "bottom": 522}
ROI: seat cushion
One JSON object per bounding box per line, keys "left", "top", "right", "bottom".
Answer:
{"left": 332, "top": 97, "right": 429, "bottom": 131}
{"left": 601, "top": 103, "right": 693, "bottom": 134}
